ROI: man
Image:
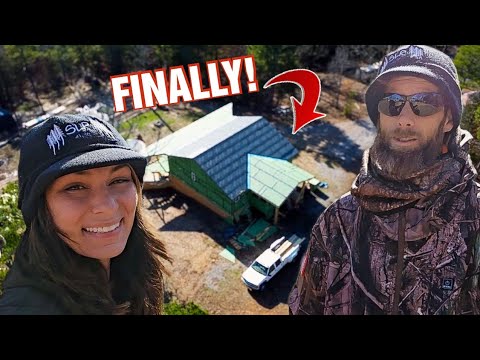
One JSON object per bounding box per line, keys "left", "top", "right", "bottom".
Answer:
{"left": 288, "top": 45, "right": 480, "bottom": 315}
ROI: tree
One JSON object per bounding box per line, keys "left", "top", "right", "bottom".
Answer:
{"left": 454, "top": 45, "right": 480, "bottom": 90}
{"left": 327, "top": 45, "right": 350, "bottom": 109}
{"left": 295, "top": 45, "right": 335, "bottom": 71}
{"left": 0, "top": 46, "right": 17, "bottom": 110}
{"left": 246, "top": 45, "right": 299, "bottom": 110}
{"left": 4, "top": 45, "right": 46, "bottom": 114}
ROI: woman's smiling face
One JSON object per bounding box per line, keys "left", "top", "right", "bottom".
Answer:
{"left": 45, "top": 164, "right": 138, "bottom": 264}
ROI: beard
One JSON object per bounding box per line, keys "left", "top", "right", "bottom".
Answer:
{"left": 369, "top": 123, "right": 446, "bottom": 181}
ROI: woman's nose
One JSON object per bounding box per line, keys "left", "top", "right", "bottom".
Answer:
{"left": 90, "top": 188, "right": 118, "bottom": 214}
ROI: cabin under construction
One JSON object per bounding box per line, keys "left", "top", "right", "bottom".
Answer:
{"left": 144, "top": 103, "right": 321, "bottom": 225}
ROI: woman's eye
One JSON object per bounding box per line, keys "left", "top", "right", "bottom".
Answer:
{"left": 111, "top": 178, "right": 131, "bottom": 185}
{"left": 65, "top": 184, "right": 85, "bottom": 191}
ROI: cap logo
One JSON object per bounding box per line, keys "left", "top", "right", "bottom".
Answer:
{"left": 379, "top": 45, "right": 425, "bottom": 73}
{"left": 46, "top": 120, "right": 117, "bottom": 155}
{"left": 65, "top": 121, "right": 90, "bottom": 136}
{"left": 46, "top": 124, "right": 66, "bottom": 155}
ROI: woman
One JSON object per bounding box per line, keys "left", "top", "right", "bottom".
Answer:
{"left": 0, "top": 114, "right": 171, "bottom": 314}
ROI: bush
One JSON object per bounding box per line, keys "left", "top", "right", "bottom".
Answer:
{"left": 343, "top": 90, "right": 356, "bottom": 119}
{"left": 460, "top": 94, "right": 480, "bottom": 166}
{"left": 0, "top": 181, "right": 25, "bottom": 293}
{"left": 475, "top": 107, "right": 480, "bottom": 137}
{"left": 454, "top": 46, "right": 480, "bottom": 89}
{"left": 461, "top": 93, "right": 480, "bottom": 134}
{"left": 163, "top": 300, "right": 209, "bottom": 315}
{"left": 0, "top": 267, "right": 8, "bottom": 295}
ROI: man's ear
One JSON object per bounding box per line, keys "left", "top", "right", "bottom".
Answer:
{"left": 443, "top": 109, "right": 454, "bottom": 133}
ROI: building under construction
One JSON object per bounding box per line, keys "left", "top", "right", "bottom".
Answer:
{"left": 144, "top": 103, "right": 322, "bottom": 225}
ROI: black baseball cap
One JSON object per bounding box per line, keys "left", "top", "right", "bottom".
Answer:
{"left": 18, "top": 114, "right": 147, "bottom": 225}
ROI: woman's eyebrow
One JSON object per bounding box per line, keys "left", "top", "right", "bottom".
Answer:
{"left": 110, "top": 164, "right": 129, "bottom": 173}
{"left": 70, "top": 164, "right": 129, "bottom": 176}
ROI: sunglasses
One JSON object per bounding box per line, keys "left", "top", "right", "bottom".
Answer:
{"left": 377, "top": 92, "right": 444, "bottom": 117}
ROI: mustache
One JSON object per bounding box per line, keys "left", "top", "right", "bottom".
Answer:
{"left": 383, "top": 128, "right": 419, "bottom": 138}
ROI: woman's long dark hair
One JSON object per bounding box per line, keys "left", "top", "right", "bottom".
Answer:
{"left": 14, "top": 165, "right": 171, "bottom": 314}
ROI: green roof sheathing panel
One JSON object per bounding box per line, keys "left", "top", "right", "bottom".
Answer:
{"left": 197, "top": 118, "right": 297, "bottom": 199}
{"left": 248, "top": 154, "right": 314, "bottom": 207}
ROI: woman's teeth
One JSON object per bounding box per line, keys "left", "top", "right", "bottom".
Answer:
{"left": 84, "top": 222, "right": 120, "bottom": 233}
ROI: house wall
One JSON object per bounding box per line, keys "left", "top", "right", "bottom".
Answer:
{"left": 169, "top": 156, "right": 251, "bottom": 223}
{"left": 247, "top": 192, "right": 276, "bottom": 219}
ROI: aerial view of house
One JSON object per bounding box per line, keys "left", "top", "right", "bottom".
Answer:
{"left": 144, "top": 102, "right": 322, "bottom": 226}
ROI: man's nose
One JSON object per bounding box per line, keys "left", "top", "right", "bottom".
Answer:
{"left": 397, "top": 102, "right": 415, "bottom": 127}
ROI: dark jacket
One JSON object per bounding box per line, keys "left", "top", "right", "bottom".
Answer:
{"left": 288, "top": 190, "right": 480, "bottom": 315}
{"left": 289, "top": 133, "right": 480, "bottom": 315}
{"left": 0, "top": 262, "right": 68, "bottom": 315}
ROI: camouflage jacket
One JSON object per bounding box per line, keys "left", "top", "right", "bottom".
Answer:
{"left": 289, "top": 138, "right": 480, "bottom": 315}
{"left": 289, "top": 187, "right": 480, "bottom": 315}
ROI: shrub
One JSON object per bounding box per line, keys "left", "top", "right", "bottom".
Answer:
{"left": 343, "top": 90, "right": 356, "bottom": 119}
{"left": 163, "top": 300, "right": 209, "bottom": 315}
{"left": 0, "top": 181, "right": 25, "bottom": 293}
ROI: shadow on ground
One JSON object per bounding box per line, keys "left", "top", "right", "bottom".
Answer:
{"left": 144, "top": 188, "right": 324, "bottom": 265}
{"left": 144, "top": 187, "right": 229, "bottom": 242}
{"left": 145, "top": 186, "right": 327, "bottom": 310}
{"left": 244, "top": 192, "right": 324, "bottom": 309}
{"left": 276, "top": 120, "right": 366, "bottom": 173}
{"left": 355, "top": 117, "right": 376, "bottom": 132}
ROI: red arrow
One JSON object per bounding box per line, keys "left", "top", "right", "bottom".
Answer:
{"left": 264, "top": 69, "right": 326, "bottom": 134}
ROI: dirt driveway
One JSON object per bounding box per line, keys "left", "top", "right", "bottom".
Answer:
{"left": 145, "top": 112, "right": 377, "bottom": 315}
